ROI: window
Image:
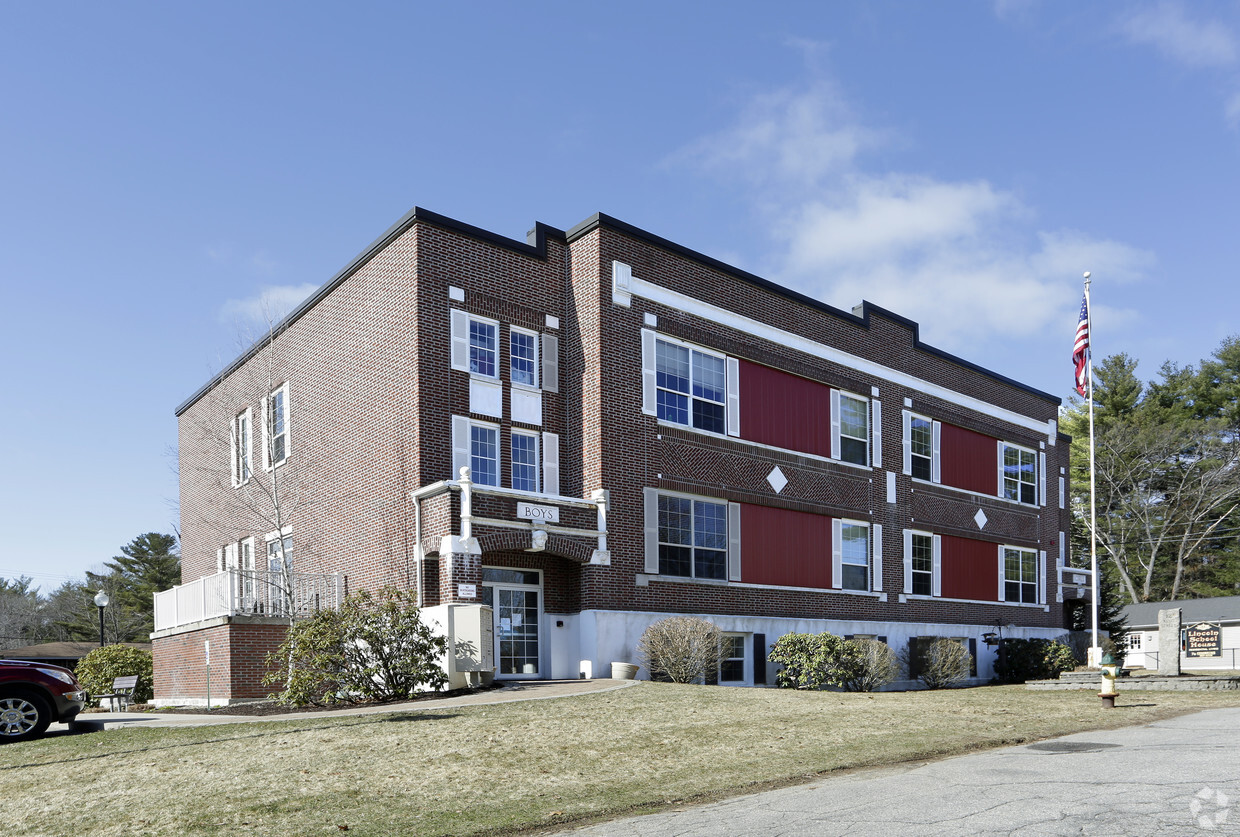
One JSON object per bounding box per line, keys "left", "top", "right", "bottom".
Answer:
{"left": 840, "top": 522, "right": 870, "bottom": 591}
{"left": 511, "top": 431, "right": 539, "bottom": 493}
{"left": 510, "top": 328, "right": 538, "bottom": 388}
{"left": 1002, "top": 443, "right": 1037, "bottom": 504}
{"left": 656, "top": 338, "right": 726, "bottom": 434}
{"left": 658, "top": 494, "right": 727, "bottom": 580}
{"left": 266, "top": 533, "right": 293, "bottom": 580}
{"left": 470, "top": 423, "right": 499, "bottom": 486}
{"left": 909, "top": 414, "right": 932, "bottom": 481}
{"left": 838, "top": 393, "right": 868, "bottom": 465}
{"left": 911, "top": 533, "right": 933, "bottom": 596}
{"left": 265, "top": 383, "right": 289, "bottom": 468}
{"left": 469, "top": 317, "right": 497, "bottom": 378}
{"left": 1004, "top": 547, "right": 1037, "bottom": 603}
{"left": 231, "top": 408, "right": 251, "bottom": 485}
{"left": 719, "top": 634, "right": 745, "bottom": 682}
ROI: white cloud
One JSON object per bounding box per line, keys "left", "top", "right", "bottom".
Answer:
{"left": 778, "top": 177, "right": 1017, "bottom": 272}
{"left": 220, "top": 283, "right": 319, "bottom": 327}
{"left": 674, "top": 81, "right": 883, "bottom": 190}
{"left": 1119, "top": 3, "right": 1237, "bottom": 68}
{"left": 1226, "top": 90, "right": 1240, "bottom": 127}
{"left": 672, "top": 82, "right": 1153, "bottom": 354}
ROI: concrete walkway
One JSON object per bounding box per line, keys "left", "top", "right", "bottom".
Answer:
{"left": 51, "top": 678, "right": 633, "bottom": 734}
{"left": 568, "top": 706, "right": 1240, "bottom": 836}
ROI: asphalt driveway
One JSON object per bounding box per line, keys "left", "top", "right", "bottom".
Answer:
{"left": 568, "top": 707, "right": 1240, "bottom": 836}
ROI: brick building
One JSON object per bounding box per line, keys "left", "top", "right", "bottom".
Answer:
{"left": 153, "top": 207, "right": 1076, "bottom": 704}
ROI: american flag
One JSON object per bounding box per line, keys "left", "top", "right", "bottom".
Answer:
{"left": 1073, "top": 293, "right": 1090, "bottom": 397}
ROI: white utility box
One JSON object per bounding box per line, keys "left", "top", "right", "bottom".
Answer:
{"left": 423, "top": 604, "right": 495, "bottom": 689}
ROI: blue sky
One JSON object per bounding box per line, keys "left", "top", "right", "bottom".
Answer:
{"left": 3, "top": 1, "right": 1239, "bottom": 592}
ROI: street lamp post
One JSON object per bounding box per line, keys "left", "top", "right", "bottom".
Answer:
{"left": 93, "top": 590, "right": 110, "bottom": 647}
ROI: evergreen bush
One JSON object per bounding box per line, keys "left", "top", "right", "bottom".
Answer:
{"left": 75, "top": 645, "right": 154, "bottom": 704}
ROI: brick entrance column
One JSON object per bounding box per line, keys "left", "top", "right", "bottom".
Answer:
{"left": 439, "top": 535, "right": 481, "bottom": 603}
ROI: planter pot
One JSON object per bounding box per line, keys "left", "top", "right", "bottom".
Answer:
{"left": 611, "top": 662, "right": 639, "bottom": 680}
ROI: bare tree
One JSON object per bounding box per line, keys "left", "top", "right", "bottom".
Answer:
{"left": 1079, "top": 418, "right": 1240, "bottom": 603}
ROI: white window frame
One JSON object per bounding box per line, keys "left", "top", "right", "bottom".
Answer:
{"left": 718, "top": 633, "right": 747, "bottom": 683}
{"left": 651, "top": 334, "right": 730, "bottom": 436}
{"left": 468, "top": 420, "right": 501, "bottom": 487}
{"left": 643, "top": 488, "right": 741, "bottom": 582}
{"left": 231, "top": 407, "right": 252, "bottom": 486}
{"left": 509, "top": 326, "right": 539, "bottom": 389}
{"left": 510, "top": 429, "right": 540, "bottom": 493}
{"left": 999, "top": 442, "right": 1038, "bottom": 505}
{"left": 1001, "top": 545, "right": 1038, "bottom": 604}
{"left": 262, "top": 382, "right": 290, "bottom": 470}
{"left": 909, "top": 531, "right": 934, "bottom": 596}
{"left": 450, "top": 309, "right": 501, "bottom": 380}
{"left": 832, "top": 518, "right": 870, "bottom": 592}
{"left": 831, "top": 390, "right": 870, "bottom": 467}
{"left": 655, "top": 492, "right": 730, "bottom": 581}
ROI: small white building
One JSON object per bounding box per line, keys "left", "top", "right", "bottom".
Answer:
{"left": 1121, "top": 596, "right": 1240, "bottom": 671}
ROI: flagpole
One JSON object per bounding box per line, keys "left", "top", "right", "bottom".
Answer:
{"left": 1084, "top": 271, "right": 1101, "bottom": 665}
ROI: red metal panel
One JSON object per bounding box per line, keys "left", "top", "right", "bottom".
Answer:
{"left": 940, "top": 534, "right": 999, "bottom": 602}
{"left": 939, "top": 422, "right": 997, "bottom": 495}
{"left": 738, "top": 360, "right": 831, "bottom": 457}
{"left": 740, "top": 504, "right": 833, "bottom": 588}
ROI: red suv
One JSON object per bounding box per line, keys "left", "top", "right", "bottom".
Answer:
{"left": 0, "top": 660, "right": 87, "bottom": 742}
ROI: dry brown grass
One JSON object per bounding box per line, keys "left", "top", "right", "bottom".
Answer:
{"left": 4, "top": 682, "right": 1240, "bottom": 836}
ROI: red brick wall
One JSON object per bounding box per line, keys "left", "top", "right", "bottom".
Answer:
{"left": 153, "top": 621, "right": 287, "bottom": 702}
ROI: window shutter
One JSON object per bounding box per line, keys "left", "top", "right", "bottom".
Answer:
{"left": 450, "top": 309, "right": 470, "bottom": 372}
{"left": 1059, "top": 531, "right": 1065, "bottom": 567}
{"left": 901, "top": 410, "right": 912, "bottom": 475}
{"left": 225, "top": 542, "right": 238, "bottom": 572}
{"left": 727, "top": 502, "right": 741, "bottom": 581}
{"left": 871, "top": 399, "right": 882, "bottom": 467}
{"left": 831, "top": 518, "right": 843, "bottom": 589}
{"left": 541, "top": 333, "right": 559, "bottom": 393}
{"left": 643, "top": 488, "right": 660, "bottom": 573}
{"left": 1038, "top": 550, "right": 1047, "bottom": 605}
{"left": 641, "top": 330, "right": 657, "bottom": 416}
{"left": 260, "top": 395, "right": 271, "bottom": 470}
{"left": 541, "top": 432, "right": 559, "bottom": 496}
{"left": 871, "top": 524, "right": 883, "bottom": 592}
{"left": 931, "top": 534, "right": 942, "bottom": 597}
{"left": 931, "top": 421, "right": 941, "bottom": 484}
{"left": 280, "top": 383, "right": 291, "bottom": 462}
{"left": 229, "top": 417, "right": 239, "bottom": 486}
{"left": 997, "top": 544, "right": 1006, "bottom": 602}
{"left": 903, "top": 529, "right": 913, "bottom": 594}
{"left": 1059, "top": 476, "right": 1065, "bottom": 510}
{"left": 451, "top": 415, "right": 471, "bottom": 479}
{"left": 968, "top": 638, "right": 978, "bottom": 677}
{"left": 1039, "top": 452, "right": 1047, "bottom": 507}
{"left": 726, "top": 356, "right": 740, "bottom": 437}
{"left": 753, "top": 633, "right": 767, "bottom": 685}
{"left": 830, "top": 389, "right": 841, "bottom": 460}
{"left": 996, "top": 440, "right": 1005, "bottom": 498}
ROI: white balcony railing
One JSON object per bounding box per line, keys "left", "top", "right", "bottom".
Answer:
{"left": 153, "top": 569, "right": 344, "bottom": 633}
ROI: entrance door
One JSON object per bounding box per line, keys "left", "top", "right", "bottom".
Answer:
{"left": 481, "top": 568, "right": 542, "bottom": 679}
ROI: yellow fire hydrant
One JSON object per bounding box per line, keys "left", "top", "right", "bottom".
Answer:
{"left": 1099, "top": 651, "right": 1119, "bottom": 709}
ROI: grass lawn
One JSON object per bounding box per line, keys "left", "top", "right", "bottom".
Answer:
{"left": 5, "top": 682, "right": 1240, "bottom": 836}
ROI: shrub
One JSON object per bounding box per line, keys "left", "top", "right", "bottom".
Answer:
{"left": 768, "top": 632, "right": 864, "bottom": 690}
{"left": 75, "top": 645, "right": 154, "bottom": 704}
{"left": 993, "top": 638, "right": 1078, "bottom": 683}
{"left": 265, "top": 587, "right": 448, "bottom": 706}
{"left": 902, "top": 638, "right": 972, "bottom": 689}
{"left": 637, "top": 616, "right": 723, "bottom": 684}
{"left": 840, "top": 638, "right": 899, "bottom": 692}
